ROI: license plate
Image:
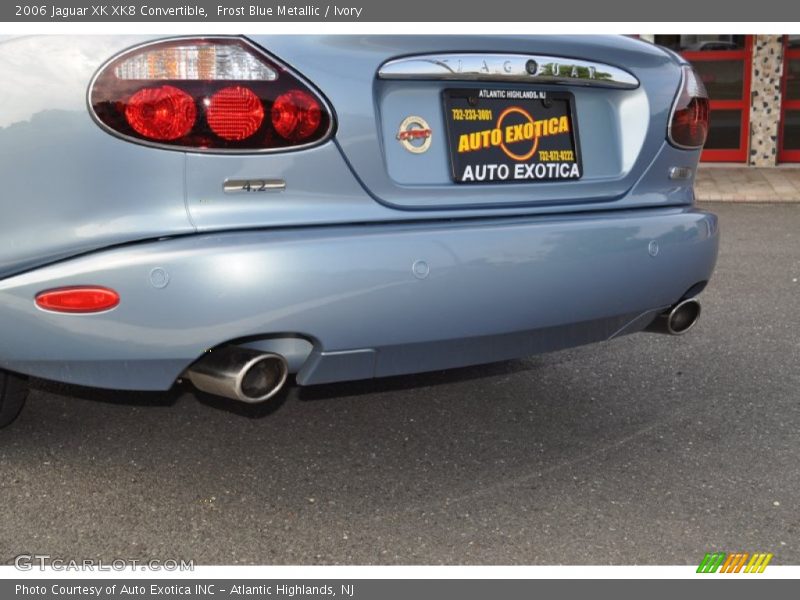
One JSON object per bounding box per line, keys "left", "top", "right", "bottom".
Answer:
{"left": 443, "top": 89, "right": 582, "bottom": 184}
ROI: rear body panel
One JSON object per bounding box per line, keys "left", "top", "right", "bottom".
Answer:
{"left": 0, "top": 208, "right": 718, "bottom": 390}
{"left": 0, "top": 34, "right": 717, "bottom": 392}
{"left": 247, "top": 35, "right": 683, "bottom": 210}
{"left": 0, "top": 35, "right": 692, "bottom": 278}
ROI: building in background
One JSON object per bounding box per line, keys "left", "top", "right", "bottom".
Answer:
{"left": 640, "top": 35, "right": 799, "bottom": 166}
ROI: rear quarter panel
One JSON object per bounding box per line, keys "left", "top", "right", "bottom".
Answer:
{"left": 0, "top": 35, "right": 193, "bottom": 279}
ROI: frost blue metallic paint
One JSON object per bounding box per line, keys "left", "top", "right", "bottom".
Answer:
{"left": 0, "top": 34, "right": 718, "bottom": 392}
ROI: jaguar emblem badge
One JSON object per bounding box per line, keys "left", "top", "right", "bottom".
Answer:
{"left": 397, "top": 116, "right": 432, "bottom": 154}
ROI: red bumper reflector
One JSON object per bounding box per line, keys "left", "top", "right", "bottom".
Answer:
{"left": 35, "top": 287, "right": 120, "bottom": 314}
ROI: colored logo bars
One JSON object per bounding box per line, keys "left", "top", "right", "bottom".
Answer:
{"left": 697, "top": 552, "right": 774, "bottom": 573}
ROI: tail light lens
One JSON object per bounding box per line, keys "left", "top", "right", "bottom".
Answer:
{"left": 272, "top": 90, "right": 322, "bottom": 141}
{"left": 207, "top": 85, "right": 264, "bottom": 141}
{"left": 668, "top": 66, "right": 709, "bottom": 149}
{"left": 89, "top": 38, "right": 333, "bottom": 151}
{"left": 125, "top": 85, "right": 197, "bottom": 140}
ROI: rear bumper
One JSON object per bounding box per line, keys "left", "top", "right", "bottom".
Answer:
{"left": 0, "top": 207, "right": 718, "bottom": 390}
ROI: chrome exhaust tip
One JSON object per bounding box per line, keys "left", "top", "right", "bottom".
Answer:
{"left": 185, "top": 346, "right": 289, "bottom": 404}
{"left": 646, "top": 298, "right": 701, "bottom": 336}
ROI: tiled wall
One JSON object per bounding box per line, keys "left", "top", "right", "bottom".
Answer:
{"left": 749, "top": 35, "right": 785, "bottom": 166}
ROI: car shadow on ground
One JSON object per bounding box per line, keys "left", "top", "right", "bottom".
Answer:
{"left": 293, "top": 359, "right": 534, "bottom": 401}
{"left": 27, "top": 358, "right": 537, "bottom": 419}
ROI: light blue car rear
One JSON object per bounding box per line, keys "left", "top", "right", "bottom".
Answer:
{"left": 0, "top": 35, "right": 718, "bottom": 426}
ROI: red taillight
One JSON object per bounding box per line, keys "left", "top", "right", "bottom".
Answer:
{"left": 671, "top": 97, "right": 709, "bottom": 148}
{"left": 207, "top": 86, "right": 264, "bottom": 141}
{"left": 35, "top": 287, "right": 120, "bottom": 314}
{"left": 271, "top": 90, "right": 322, "bottom": 142}
{"left": 89, "top": 38, "right": 332, "bottom": 151}
{"left": 125, "top": 85, "right": 196, "bottom": 141}
{"left": 669, "top": 66, "right": 710, "bottom": 149}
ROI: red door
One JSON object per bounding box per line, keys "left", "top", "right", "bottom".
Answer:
{"left": 682, "top": 36, "right": 753, "bottom": 162}
{"left": 778, "top": 36, "right": 800, "bottom": 163}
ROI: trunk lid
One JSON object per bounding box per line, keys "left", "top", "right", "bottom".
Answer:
{"left": 251, "top": 35, "right": 683, "bottom": 210}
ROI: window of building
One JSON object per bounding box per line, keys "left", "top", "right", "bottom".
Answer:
{"left": 779, "top": 35, "right": 800, "bottom": 162}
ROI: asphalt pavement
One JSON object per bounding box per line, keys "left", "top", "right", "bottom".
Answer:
{"left": 1, "top": 202, "right": 798, "bottom": 565}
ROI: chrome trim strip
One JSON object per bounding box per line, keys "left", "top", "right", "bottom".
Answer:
{"left": 378, "top": 54, "right": 639, "bottom": 89}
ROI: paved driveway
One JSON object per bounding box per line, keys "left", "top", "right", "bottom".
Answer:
{"left": 1, "top": 203, "right": 798, "bottom": 565}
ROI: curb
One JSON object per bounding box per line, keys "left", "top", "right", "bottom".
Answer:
{"left": 695, "top": 166, "right": 800, "bottom": 203}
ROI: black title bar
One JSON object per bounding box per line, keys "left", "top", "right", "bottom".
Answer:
{"left": 3, "top": 0, "right": 800, "bottom": 22}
